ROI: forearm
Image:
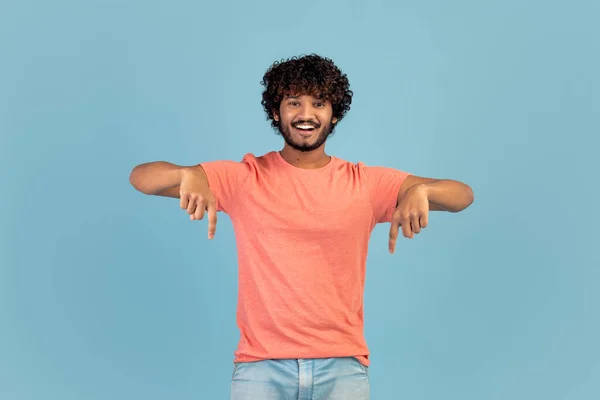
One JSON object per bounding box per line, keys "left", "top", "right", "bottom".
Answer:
{"left": 418, "top": 179, "right": 474, "bottom": 213}
{"left": 129, "top": 161, "right": 186, "bottom": 195}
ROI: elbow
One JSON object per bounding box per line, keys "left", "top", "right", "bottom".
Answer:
{"left": 448, "top": 184, "right": 474, "bottom": 213}
{"left": 465, "top": 184, "right": 474, "bottom": 205}
{"left": 129, "top": 165, "right": 149, "bottom": 194}
{"left": 459, "top": 184, "right": 475, "bottom": 212}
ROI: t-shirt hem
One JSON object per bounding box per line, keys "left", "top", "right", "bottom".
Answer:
{"left": 233, "top": 353, "right": 371, "bottom": 367}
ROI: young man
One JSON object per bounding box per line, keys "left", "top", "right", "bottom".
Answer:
{"left": 130, "top": 54, "right": 474, "bottom": 399}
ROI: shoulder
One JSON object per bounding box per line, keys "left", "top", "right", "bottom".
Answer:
{"left": 199, "top": 152, "right": 265, "bottom": 177}
{"left": 332, "top": 157, "right": 412, "bottom": 187}
{"left": 242, "top": 151, "right": 278, "bottom": 171}
{"left": 329, "top": 155, "right": 373, "bottom": 177}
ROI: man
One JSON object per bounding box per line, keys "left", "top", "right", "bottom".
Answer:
{"left": 129, "top": 54, "right": 474, "bottom": 399}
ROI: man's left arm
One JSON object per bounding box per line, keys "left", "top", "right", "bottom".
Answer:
{"left": 397, "top": 175, "right": 474, "bottom": 213}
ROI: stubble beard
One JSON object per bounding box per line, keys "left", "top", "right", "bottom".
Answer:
{"left": 278, "top": 119, "right": 335, "bottom": 152}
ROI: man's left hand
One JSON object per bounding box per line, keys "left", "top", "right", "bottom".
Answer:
{"left": 389, "top": 184, "right": 429, "bottom": 253}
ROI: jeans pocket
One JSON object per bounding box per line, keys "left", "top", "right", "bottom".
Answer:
{"left": 231, "top": 362, "right": 240, "bottom": 382}
{"left": 355, "top": 360, "right": 369, "bottom": 378}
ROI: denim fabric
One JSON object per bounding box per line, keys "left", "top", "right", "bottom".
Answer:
{"left": 231, "top": 357, "right": 370, "bottom": 399}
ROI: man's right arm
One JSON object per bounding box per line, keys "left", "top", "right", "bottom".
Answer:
{"left": 129, "top": 161, "right": 219, "bottom": 238}
{"left": 129, "top": 161, "right": 205, "bottom": 198}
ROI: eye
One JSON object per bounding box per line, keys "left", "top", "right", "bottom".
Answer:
{"left": 314, "top": 102, "right": 325, "bottom": 108}
{"left": 288, "top": 101, "right": 299, "bottom": 107}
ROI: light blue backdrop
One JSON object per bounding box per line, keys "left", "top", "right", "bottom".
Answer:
{"left": 1, "top": 0, "right": 598, "bottom": 399}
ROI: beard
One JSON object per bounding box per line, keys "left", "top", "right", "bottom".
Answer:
{"left": 278, "top": 118, "right": 336, "bottom": 152}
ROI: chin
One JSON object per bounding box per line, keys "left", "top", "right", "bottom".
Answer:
{"left": 278, "top": 122, "right": 332, "bottom": 150}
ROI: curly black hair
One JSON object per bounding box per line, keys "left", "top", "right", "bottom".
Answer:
{"left": 260, "top": 54, "right": 353, "bottom": 130}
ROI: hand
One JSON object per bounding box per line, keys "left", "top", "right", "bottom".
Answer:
{"left": 389, "top": 184, "right": 429, "bottom": 253}
{"left": 179, "top": 166, "right": 217, "bottom": 239}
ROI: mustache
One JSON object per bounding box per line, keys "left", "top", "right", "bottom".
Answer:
{"left": 292, "top": 120, "right": 321, "bottom": 128}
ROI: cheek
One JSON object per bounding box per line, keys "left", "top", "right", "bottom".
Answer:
{"left": 281, "top": 112, "right": 295, "bottom": 125}
{"left": 319, "top": 112, "right": 334, "bottom": 123}
{"left": 320, "top": 107, "right": 334, "bottom": 120}
{"left": 276, "top": 106, "right": 287, "bottom": 122}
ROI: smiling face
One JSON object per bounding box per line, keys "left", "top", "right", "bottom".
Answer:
{"left": 274, "top": 94, "right": 338, "bottom": 152}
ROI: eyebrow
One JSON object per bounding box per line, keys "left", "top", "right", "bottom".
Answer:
{"left": 284, "top": 95, "right": 325, "bottom": 101}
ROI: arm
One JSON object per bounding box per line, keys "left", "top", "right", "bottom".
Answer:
{"left": 129, "top": 161, "right": 206, "bottom": 198}
{"left": 129, "top": 161, "right": 217, "bottom": 238}
{"left": 397, "top": 175, "right": 474, "bottom": 213}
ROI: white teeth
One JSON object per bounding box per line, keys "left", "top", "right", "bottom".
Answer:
{"left": 296, "top": 125, "right": 314, "bottom": 130}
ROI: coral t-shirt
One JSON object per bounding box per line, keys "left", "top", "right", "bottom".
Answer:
{"left": 199, "top": 151, "right": 410, "bottom": 367}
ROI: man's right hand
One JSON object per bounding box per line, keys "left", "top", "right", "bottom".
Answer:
{"left": 179, "top": 166, "right": 217, "bottom": 239}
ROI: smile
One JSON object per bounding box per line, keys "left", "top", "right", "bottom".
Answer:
{"left": 293, "top": 126, "right": 316, "bottom": 137}
{"left": 294, "top": 124, "right": 316, "bottom": 132}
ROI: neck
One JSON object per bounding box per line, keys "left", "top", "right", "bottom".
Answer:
{"left": 279, "top": 144, "right": 331, "bottom": 169}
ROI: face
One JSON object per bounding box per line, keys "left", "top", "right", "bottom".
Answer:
{"left": 274, "top": 94, "right": 338, "bottom": 152}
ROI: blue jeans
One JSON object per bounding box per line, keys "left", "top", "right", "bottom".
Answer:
{"left": 230, "top": 357, "right": 370, "bottom": 399}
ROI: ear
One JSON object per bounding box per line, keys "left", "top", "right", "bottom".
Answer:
{"left": 332, "top": 117, "right": 338, "bottom": 124}
{"left": 273, "top": 110, "right": 279, "bottom": 122}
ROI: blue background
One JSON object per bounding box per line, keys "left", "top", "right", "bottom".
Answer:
{"left": 1, "top": 0, "right": 599, "bottom": 399}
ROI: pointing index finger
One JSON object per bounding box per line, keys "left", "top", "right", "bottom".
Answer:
{"left": 389, "top": 221, "right": 400, "bottom": 254}
{"left": 207, "top": 202, "right": 217, "bottom": 240}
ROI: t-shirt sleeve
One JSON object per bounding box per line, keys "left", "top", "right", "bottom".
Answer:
{"left": 363, "top": 165, "right": 412, "bottom": 224}
{"left": 198, "top": 159, "right": 250, "bottom": 214}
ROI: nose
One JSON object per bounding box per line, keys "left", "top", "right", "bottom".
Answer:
{"left": 298, "top": 103, "right": 316, "bottom": 121}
